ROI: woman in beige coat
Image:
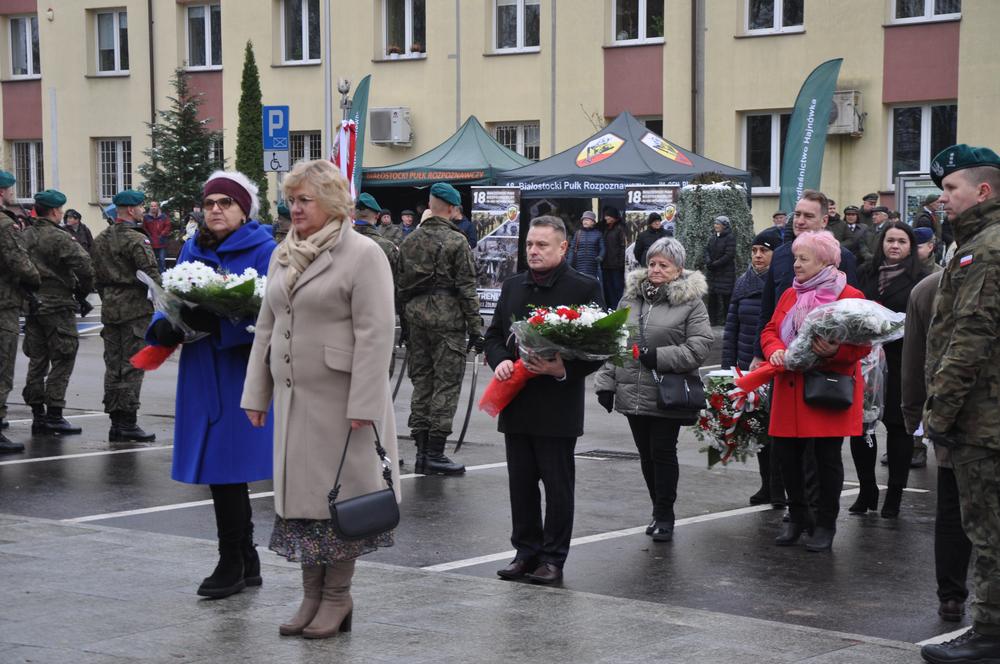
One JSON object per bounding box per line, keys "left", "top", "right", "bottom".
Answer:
{"left": 241, "top": 159, "right": 399, "bottom": 639}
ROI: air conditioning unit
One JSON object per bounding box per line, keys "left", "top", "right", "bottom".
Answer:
{"left": 370, "top": 107, "right": 412, "bottom": 145}
{"left": 828, "top": 90, "right": 864, "bottom": 136}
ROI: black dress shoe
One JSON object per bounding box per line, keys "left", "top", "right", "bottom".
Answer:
{"left": 650, "top": 521, "right": 674, "bottom": 542}
{"left": 525, "top": 562, "right": 563, "bottom": 585}
{"left": 645, "top": 518, "right": 656, "bottom": 536}
{"left": 0, "top": 432, "right": 24, "bottom": 454}
{"left": 920, "top": 628, "right": 1000, "bottom": 663}
{"left": 748, "top": 487, "right": 771, "bottom": 505}
{"left": 938, "top": 599, "right": 966, "bottom": 623}
{"left": 497, "top": 559, "right": 534, "bottom": 580}
{"left": 775, "top": 522, "right": 811, "bottom": 546}
{"left": 804, "top": 526, "right": 835, "bottom": 552}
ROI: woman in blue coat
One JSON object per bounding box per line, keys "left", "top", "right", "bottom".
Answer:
{"left": 147, "top": 171, "right": 277, "bottom": 599}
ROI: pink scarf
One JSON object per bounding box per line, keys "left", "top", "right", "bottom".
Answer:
{"left": 779, "top": 265, "right": 847, "bottom": 345}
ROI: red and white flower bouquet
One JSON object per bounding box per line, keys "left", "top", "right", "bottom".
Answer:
{"left": 692, "top": 369, "right": 769, "bottom": 467}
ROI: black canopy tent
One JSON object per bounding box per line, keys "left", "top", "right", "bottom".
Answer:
{"left": 496, "top": 111, "right": 751, "bottom": 197}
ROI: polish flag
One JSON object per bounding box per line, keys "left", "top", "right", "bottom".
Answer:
{"left": 331, "top": 120, "right": 358, "bottom": 198}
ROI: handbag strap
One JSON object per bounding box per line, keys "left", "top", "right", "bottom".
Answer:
{"left": 637, "top": 299, "right": 661, "bottom": 382}
{"left": 330, "top": 424, "right": 394, "bottom": 503}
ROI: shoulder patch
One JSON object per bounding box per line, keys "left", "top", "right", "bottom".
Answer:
{"left": 143, "top": 239, "right": 150, "bottom": 245}
{"left": 960, "top": 254, "right": 974, "bottom": 267}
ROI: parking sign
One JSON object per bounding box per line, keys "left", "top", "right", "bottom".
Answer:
{"left": 262, "top": 105, "right": 290, "bottom": 172}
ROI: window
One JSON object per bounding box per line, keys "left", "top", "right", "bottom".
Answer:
{"left": 638, "top": 116, "right": 663, "bottom": 137}
{"left": 611, "top": 0, "right": 664, "bottom": 44}
{"left": 743, "top": 112, "right": 791, "bottom": 193}
{"left": 384, "top": 0, "right": 425, "bottom": 57}
{"left": 96, "top": 11, "right": 128, "bottom": 74}
{"left": 494, "top": 0, "right": 540, "bottom": 51}
{"left": 892, "top": 0, "right": 961, "bottom": 23}
{"left": 208, "top": 137, "right": 225, "bottom": 170}
{"left": 282, "top": 0, "right": 320, "bottom": 63}
{"left": 491, "top": 122, "right": 540, "bottom": 161}
{"left": 12, "top": 141, "right": 43, "bottom": 202}
{"left": 890, "top": 104, "right": 957, "bottom": 181}
{"left": 290, "top": 131, "right": 322, "bottom": 164}
{"left": 187, "top": 4, "right": 221, "bottom": 68}
{"left": 745, "top": 0, "right": 804, "bottom": 34}
{"left": 96, "top": 138, "right": 132, "bottom": 203}
{"left": 9, "top": 15, "right": 40, "bottom": 77}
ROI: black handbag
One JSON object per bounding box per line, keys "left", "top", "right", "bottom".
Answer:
{"left": 802, "top": 370, "right": 855, "bottom": 410}
{"left": 637, "top": 300, "right": 706, "bottom": 414}
{"left": 327, "top": 425, "right": 400, "bottom": 541}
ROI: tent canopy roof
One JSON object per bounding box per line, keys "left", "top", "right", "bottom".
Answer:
{"left": 362, "top": 116, "right": 533, "bottom": 187}
{"left": 497, "top": 111, "right": 750, "bottom": 198}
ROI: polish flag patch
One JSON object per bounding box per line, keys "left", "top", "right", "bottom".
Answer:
{"left": 960, "top": 254, "right": 974, "bottom": 267}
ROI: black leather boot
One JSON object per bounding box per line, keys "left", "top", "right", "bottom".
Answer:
{"left": 46, "top": 407, "right": 82, "bottom": 435}
{"left": 804, "top": 526, "right": 835, "bottom": 552}
{"left": 109, "top": 411, "right": 156, "bottom": 442}
{"left": 920, "top": 628, "right": 1000, "bottom": 663}
{"left": 242, "top": 500, "right": 262, "bottom": 587}
{"left": 412, "top": 431, "right": 428, "bottom": 474}
{"left": 198, "top": 484, "right": 248, "bottom": 599}
{"left": 749, "top": 447, "right": 772, "bottom": 505}
{"left": 775, "top": 521, "right": 812, "bottom": 546}
{"left": 30, "top": 404, "right": 48, "bottom": 434}
{"left": 881, "top": 485, "right": 903, "bottom": 519}
{"left": 0, "top": 431, "right": 24, "bottom": 454}
{"left": 422, "top": 436, "right": 465, "bottom": 475}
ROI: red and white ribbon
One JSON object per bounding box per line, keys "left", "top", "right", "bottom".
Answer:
{"left": 331, "top": 120, "right": 357, "bottom": 198}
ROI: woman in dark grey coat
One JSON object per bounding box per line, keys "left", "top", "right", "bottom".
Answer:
{"left": 594, "top": 238, "right": 713, "bottom": 542}
{"left": 703, "top": 215, "right": 737, "bottom": 326}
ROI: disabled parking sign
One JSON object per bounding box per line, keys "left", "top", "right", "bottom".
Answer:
{"left": 262, "top": 105, "right": 290, "bottom": 172}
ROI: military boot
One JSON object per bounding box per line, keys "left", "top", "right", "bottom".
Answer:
{"left": 412, "top": 431, "right": 429, "bottom": 474}
{"left": 0, "top": 431, "right": 24, "bottom": 454}
{"left": 422, "top": 436, "right": 465, "bottom": 476}
{"left": 30, "top": 405, "right": 48, "bottom": 435}
{"left": 45, "top": 407, "right": 82, "bottom": 435}
{"left": 109, "top": 411, "right": 156, "bottom": 442}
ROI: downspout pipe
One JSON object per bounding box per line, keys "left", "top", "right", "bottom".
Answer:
{"left": 691, "top": 0, "right": 704, "bottom": 153}
{"left": 148, "top": 0, "right": 156, "bottom": 132}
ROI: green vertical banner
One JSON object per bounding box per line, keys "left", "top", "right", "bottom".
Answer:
{"left": 349, "top": 75, "right": 371, "bottom": 197}
{"left": 778, "top": 59, "right": 843, "bottom": 214}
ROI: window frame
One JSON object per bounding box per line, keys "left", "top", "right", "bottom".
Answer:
{"left": 610, "top": 0, "right": 665, "bottom": 46}
{"left": 185, "top": 3, "right": 222, "bottom": 71}
{"left": 493, "top": 0, "right": 541, "bottom": 53}
{"left": 889, "top": 0, "right": 961, "bottom": 25}
{"left": 382, "top": 0, "right": 426, "bottom": 59}
{"left": 886, "top": 102, "right": 958, "bottom": 188}
{"left": 290, "top": 131, "right": 323, "bottom": 164}
{"left": 95, "top": 138, "right": 132, "bottom": 204}
{"left": 490, "top": 121, "right": 541, "bottom": 161}
{"left": 280, "top": 0, "right": 321, "bottom": 65}
{"left": 743, "top": 0, "right": 805, "bottom": 36}
{"left": 742, "top": 111, "right": 791, "bottom": 195}
{"left": 8, "top": 14, "right": 40, "bottom": 79}
{"left": 12, "top": 140, "right": 43, "bottom": 203}
{"left": 95, "top": 10, "right": 129, "bottom": 75}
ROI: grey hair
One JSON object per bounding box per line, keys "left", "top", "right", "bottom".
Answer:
{"left": 646, "top": 237, "right": 687, "bottom": 269}
{"left": 529, "top": 215, "right": 567, "bottom": 240}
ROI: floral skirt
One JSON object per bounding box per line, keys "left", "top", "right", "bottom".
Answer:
{"left": 269, "top": 516, "right": 394, "bottom": 565}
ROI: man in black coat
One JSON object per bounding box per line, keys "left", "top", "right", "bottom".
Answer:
{"left": 703, "top": 215, "right": 737, "bottom": 326}
{"left": 633, "top": 212, "right": 668, "bottom": 267}
{"left": 484, "top": 215, "right": 604, "bottom": 586}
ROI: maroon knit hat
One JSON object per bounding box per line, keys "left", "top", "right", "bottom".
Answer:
{"left": 203, "top": 176, "right": 252, "bottom": 217}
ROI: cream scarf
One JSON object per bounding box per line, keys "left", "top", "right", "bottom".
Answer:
{"left": 275, "top": 219, "right": 342, "bottom": 289}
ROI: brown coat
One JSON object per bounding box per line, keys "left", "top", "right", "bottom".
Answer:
{"left": 241, "top": 227, "right": 400, "bottom": 519}
{"left": 901, "top": 271, "right": 947, "bottom": 465}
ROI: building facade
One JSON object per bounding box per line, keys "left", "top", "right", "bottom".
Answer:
{"left": 0, "top": 0, "right": 996, "bottom": 230}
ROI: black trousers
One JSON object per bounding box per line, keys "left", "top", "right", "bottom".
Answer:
{"left": 883, "top": 423, "right": 913, "bottom": 488}
{"left": 707, "top": 291, "right": 731, "bottom": 326}
{"left": 936, "top": 466, "right": 972, "bottom": 603}
{"left": 209, "top": 483, "right": 253, "bottom": 548}
{"left": 625, "top": 415, "right": 681, "bottom": 522}
{"left": 504, "top": 433, "right": 577, "bottom": 568}
{"left": 773, "top": 437, "right": 844, "bottom": 529}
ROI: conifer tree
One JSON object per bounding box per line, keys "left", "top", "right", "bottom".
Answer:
{"left": 235, "top": 40, "right": 271, "bottom": 222}
{"left": 138, "top": 68, "right": 222, "bottom": 219}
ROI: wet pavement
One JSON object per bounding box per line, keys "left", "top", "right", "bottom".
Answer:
{"left": 0, "top": 327, "right": 960, "bottom": 662}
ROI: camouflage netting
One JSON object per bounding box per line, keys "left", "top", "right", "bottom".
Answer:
{"left": 676, "top": 180, "right": 753, "bottom": 273}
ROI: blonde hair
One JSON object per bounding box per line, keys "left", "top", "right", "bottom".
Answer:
{"left": 282, "top": 159, "right": 352, "bottom": 223}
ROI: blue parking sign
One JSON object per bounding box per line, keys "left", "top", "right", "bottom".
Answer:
{"left": 262, "top": 106, "right": 290, "bottom": 150}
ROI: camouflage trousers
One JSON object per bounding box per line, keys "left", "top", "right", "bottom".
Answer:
{"left": 0, "top": 308, "right": 20, "bottom": 419}
{"left": 407, "top": 325, "right": 466, "bottom": 438}
{"left": 102, "top": 318, "right": 149, "bottom": 414}
{"left": 951, "top": 444, "right": 1000, "bottom": 633}
{"left": 22, "top": 310, "right": 78, "bottom": 408}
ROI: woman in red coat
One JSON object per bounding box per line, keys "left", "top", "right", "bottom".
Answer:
{"left": 760, "top": 231, "right": 869, "bottom": 552}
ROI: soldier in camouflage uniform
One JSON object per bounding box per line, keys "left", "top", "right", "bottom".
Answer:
{"left": 92, "top": 189, "right": 161, "bottom": 442}
{"left": 396, "top": 182, "right": 482, "bottom": 475}
{"left": 0, "top": 171, "right": 40, "bottom": 453}
{"left": 379, "top": 209, "right": 403, "bottom": 246}
{"left": 352, "top": 193, "right": 399, "bottom": 281}
{"left": 920, "top": 145, "right": 1000, "bottom": 664}
{"left": 273, "top": 202, "right": 291, "bottom": 243}
{"left": 20, "top": 190, "right": 95, "bottom": 435}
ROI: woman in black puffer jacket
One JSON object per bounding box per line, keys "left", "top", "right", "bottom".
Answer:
{"left": 703, "top": 215, "right": 737, "bottom": 326}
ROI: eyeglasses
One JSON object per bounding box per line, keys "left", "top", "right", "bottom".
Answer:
{"left": 203, "top": 197, "right": 234, "bottom": 211}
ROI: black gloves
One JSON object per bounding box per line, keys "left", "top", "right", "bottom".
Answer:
{"left": 597, "top": 391, "right": 614, "bottom": 413}
{"left": 925, "top": 424, "right": 963, "bottom": 449}
{"left": 151, "top": 318, "right": 185, "bottom": 346}
{"left": 75, "top": 292, "right": 93, "bottom": 317}
{"left": 468, "top": 333, "right": 485, "bottom": 353}
{"left": 180, "top": 304, "right": 219, "bottom": 334}
{"left": 638, "top": 348, "right": 658, "bottom": 370}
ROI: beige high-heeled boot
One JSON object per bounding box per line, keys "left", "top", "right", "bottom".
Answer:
{"left": 301, "top": 560, "right": 354, "bottom": 639}
{"left": 279, "top": 565, "right": 325, "bottom": 636}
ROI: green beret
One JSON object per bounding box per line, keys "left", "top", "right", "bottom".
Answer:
{"left": 356, "top": 192, "right": 381, "bottom": 213}
{"left": 34, "top": 189, "right": 67, "bottom": 208}
{"left": 429, "top": 182, "right": 461, "bottom": 206}
{"left": 277, "top": 202, "right": 290, "bottom": 217}
{"left": 931, "top": 143, "right": 1000, "bottom": 188}
{"left": 0, "top": 170, "right": 15, "bottom": 188}
{"left": 112, "top": 189, "right": 145, "bottom": 206}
